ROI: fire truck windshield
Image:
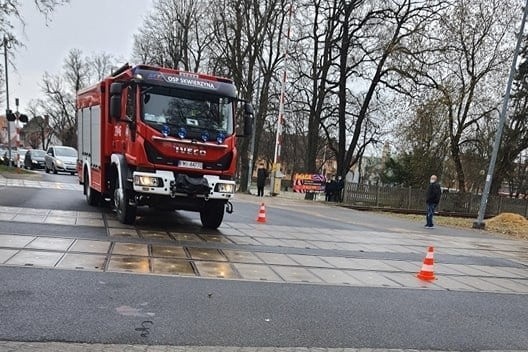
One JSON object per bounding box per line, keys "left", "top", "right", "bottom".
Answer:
{"left": 141, "top": 87, "right": 234, "bottom": 140}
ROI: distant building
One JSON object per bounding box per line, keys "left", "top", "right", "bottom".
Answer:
{"left": 0, "top": 115, "right": 24, "bottom": 147}
{"left": 347, "top": 142, "right": 391, "bottom": 185}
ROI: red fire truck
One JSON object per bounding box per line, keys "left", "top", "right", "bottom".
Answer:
{"left": 77, "top": 64, "right": 253, "bottom": 228}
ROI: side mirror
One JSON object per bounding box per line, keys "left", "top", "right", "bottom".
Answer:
{"left": 110, "top": 82, "right": 123, "bottom": 96}
{"left": 243, "top": 102, "right": 254, "bottom": 137}
{"left": 110, "top": 82, "right": 123, "bottom": 120}
{"left": 110, "top": 95, "right": 121, "bottom": 120}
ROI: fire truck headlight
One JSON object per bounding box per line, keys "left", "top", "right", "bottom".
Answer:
{"left": 215, "top": 183, "right": 234, "bottom": 193}
{"left": 134, "top": 175, "right": 163, "bottom": 187}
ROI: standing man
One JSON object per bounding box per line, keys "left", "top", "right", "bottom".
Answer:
{"left": 425, "top": 174, "right": 441, "bottom": 228}
{"left": 337, "top": 175, "right": 345, "bottom": 202}
{"left": 256, "top": 163, "right": 268, "bottom": 197}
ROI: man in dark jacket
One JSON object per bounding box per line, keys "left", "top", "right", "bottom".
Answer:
{"left": 336, "top": 175, "right": 345, "bottom": 202}
{"left": 256, "top": 163, "right": 268, "bottom": 197}
{"left": 325, "top": 176, "right": 337, "bottom": 201}
{"left": 425, "top": 174, "right": 442, "bottom": 228}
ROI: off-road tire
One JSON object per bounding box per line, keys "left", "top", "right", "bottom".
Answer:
{"left": 200, "top": 201, "right": 225, "bottom": 229}
{"left": 84, "top": 170, "right": 100, "bottom": 206}
{"left": 114, "top": 175, "right": 136, "bottom": 225}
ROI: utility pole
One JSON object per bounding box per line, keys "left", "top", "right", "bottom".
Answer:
{"left": 15, "top": 97, "right": 20, "bottom": 147}
{"left": 3, "top": 35, "right": 12, "bottom": 167}
{"left": 473, "top": 1, "right": 528, "bottom": 229}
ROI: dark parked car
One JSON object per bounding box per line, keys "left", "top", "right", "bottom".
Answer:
{"left": 24, "top": 149, "right": 47, "bottom": 170}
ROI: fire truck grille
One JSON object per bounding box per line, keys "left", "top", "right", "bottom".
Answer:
{"left": 144, "top": 142, "right": 232, "bottom": 170}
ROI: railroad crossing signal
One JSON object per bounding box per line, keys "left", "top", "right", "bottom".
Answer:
{"left": 6, "top": 110, "right": 28, "bottom": 123}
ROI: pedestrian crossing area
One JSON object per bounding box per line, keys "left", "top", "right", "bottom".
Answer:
{"left": 0, "top": 176, "right": 82, "bottom": 191}
{"left": 0, "top": 203, "right": 527, "bottom": 294}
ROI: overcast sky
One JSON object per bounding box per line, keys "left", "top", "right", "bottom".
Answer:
{"left": 11, "top": 0, "right": 152, "bottom": 112}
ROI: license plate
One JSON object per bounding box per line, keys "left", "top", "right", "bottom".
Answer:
{"left": 178, "top": 160, "right": 203, "bottom": 169}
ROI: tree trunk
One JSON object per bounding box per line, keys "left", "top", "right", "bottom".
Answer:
{"left": 450, "top": 141, "right": 466, "bottom": 192}
{"left": 238, "top": 136, "right": 250, "bottom": 192}
{"left": 336, "top": 3, "right": 351, "bottom": 179}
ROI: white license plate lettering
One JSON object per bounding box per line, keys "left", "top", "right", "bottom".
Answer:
{"left": 178, "top": 160, "right": 203, "bottom": 169}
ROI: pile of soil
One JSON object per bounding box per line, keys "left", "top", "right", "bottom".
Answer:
{"left": 486, "top": 213, "right": 528, "bottom": 239}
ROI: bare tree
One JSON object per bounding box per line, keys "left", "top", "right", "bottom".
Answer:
{"left": 492, "top": 34, "right": 528, "bottom": 194}
{"left": 292, "top": 0, "right": 447, "bottom": 185}
{"left": 0, "top": 0, "right": 68, "bottom": 35}
{"left": 38, "top": 72, "right": 76, "bottom": 146}
{"left": 0, "top": 0, "right": 69, "bottom": 102}
{"left": 210, "top": 0, "right": 287, "bottom": 191}
{"left": 412, "top": 0, "right": 518, "bottom": 192}
{"left": 22, "top": 101, "right": 54, "bottom": 149}
{"left": 132, "top": 0, "right": 213, "bottom": 72}
{"left": 89, "top": 52, "right": 118, "bottom": 81}
{"left": 36, "top": 49, "right": 113, "bottom": 147}
{"left": 291, "top": 0, "right": 340, "bottom": 174}
{"left": 332, "top": 0, "right": 448, "bottom": 179}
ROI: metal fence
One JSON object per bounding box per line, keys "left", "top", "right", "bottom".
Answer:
{"left": 343, "top": 183, "right": 528, "bottom": 218}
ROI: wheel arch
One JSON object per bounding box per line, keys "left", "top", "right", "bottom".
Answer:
{"left": 110, "top": 154, "right": 129, "bottom": 192}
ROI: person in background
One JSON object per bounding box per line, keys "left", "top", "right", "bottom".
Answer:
{"left": 325, "top": 176, "right": 332, "bottom": 201}
{"left": 14, "top": 152, "right": 20, "bottom": 168}
{"left": 24, "top": 149, "right": 32, "bottom": 169}
{"left": 425, "top": 174, "right": 442, "bottom": 228}
{"left": 256, "top": 163, "right": 268, "bottom": 197}
{"left": 326, "top": 176, "right": 338, "bottom": 201}
{"left": 337, "top": 175, "right": 345, "bottom": 202}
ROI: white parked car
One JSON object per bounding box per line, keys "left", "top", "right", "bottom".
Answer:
{"left": 45, "top": 146, "right": 78, "bottom": 175}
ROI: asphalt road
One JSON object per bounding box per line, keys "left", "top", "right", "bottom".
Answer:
{"left": 36, "top": 169, "right": 78, "bottom": 184}
{"left": 0, "top": 266, "right": 527, "bottom": 350}
{"left": 0, "top": 183, "right": 362, "bottom": 230}
{"left": 1, "top": 172, "right": 528, "bottom": 350}
{"left": 0, "top": 170, "right": 492, "bottom": 236}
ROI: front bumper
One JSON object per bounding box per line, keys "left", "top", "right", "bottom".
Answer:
{"left": 56, "top": 163, "right": 77, "bottom": 172}
{"left": 31, "top": 160, "right": 45, "bottom": 169}
{"left": 132, "top": 170, "right": 235, "bottom": 200}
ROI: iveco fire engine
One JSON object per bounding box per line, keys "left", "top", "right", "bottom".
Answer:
{"left": 77, "top": 64, "right": 253, "bottom": 228}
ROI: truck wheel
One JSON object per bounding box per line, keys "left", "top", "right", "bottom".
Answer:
{"left": 84, "top": 171, "right": 100, "bottom": 206}
{"left": 114, "top": 176, "right": 136, "bottom": 225}
{"left": 200, "top": 201, "right": 225, "bottom": 229}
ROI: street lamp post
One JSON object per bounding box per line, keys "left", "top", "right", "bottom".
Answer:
{"left": 3, "top": 35, "right": 12, "bottom": 167}
{"left": 473, "top": 2, "right": 528, "bottom": 229}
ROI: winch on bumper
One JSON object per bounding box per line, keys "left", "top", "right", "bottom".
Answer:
{"left": 132, "top": 170, "right": 235, "bottom": 200}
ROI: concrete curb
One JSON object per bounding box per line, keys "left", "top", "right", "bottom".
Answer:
{"left": 0, "top": 341, "right": 510, "bottom": 351}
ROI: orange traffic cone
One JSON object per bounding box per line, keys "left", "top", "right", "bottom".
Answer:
{"left": 256, "top": 203, "right": 267, "bottom": 223}
{"left": 417, "top": 246, "right": 436, "bottom": 281}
